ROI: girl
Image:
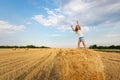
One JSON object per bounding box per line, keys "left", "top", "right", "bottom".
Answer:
{"left": 71, "top": 20, "right": 87, "bottom": 48}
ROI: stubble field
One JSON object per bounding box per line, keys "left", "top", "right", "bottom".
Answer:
{"left": 0, "top": 48, "right": 119, "bottom": 80}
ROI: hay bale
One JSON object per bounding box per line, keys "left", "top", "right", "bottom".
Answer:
{"left": 49, "top": 49, "right": 105, "bottom": 80}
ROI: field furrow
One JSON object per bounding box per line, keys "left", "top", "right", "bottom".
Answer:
{"left": 0, "top": 57, "right": 41, "bottom": 75}
{"left": 24, "top": 49, "right": 58, "bottom": 80}
{"left": 15, "top": 52, "right": 52, "bottom": 80}
{"left": 0, "top": 49, "right": 51, "bottom": 80}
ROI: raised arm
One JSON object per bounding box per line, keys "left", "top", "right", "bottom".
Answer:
{"left": 76, "top": 20, "right": 81, "bottom": 30}
{"left": 77, "top": 20, "right": 80, "bottom": 25}
{"left": 77, "top": 20, "right": 79, "bottom": 25}
{"left": 71, "top": 25, "right": 75, "bottom": 31}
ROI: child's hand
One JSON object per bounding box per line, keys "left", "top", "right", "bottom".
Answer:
{"left": 71, "top": 25, "right": 75, "bottom": 31}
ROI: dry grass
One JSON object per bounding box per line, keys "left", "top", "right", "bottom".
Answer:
{"left": 0, "top": 48, "right": 119, "bottom": 80}
{"left": 99, "top": 51, "right": 120, "bottom": 80}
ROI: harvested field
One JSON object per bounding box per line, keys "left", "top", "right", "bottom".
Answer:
{"left": 99, "top": 51, "right": 120, "bottom": 80}
{"left": 0, "top": 48, "right": 119, "bottom": 80}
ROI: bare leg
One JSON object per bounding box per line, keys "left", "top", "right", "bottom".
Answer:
{"left": 78, "top": 40, "right": 81, "bottom": 48}
{"left": 82, "top": 41, "right": 87, "bottom": 48}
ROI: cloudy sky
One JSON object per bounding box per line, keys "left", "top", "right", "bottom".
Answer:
{"left": 0, "top": 0, "right": 120, "bottom": 48}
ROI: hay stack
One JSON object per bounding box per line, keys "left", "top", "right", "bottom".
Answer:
{"left": 48, "top": 49, "right": 105, "bottom": 80}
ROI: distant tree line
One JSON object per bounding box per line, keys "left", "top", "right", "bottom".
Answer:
{"left": 89, "top": 44, "right": 120, "bottom": 49}
{"left": 0, "top": 45, "right": 50, "bottom": 48}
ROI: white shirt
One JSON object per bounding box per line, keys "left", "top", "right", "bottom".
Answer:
{"left": 76, "top": 30, "right": 84, "bottom": 37}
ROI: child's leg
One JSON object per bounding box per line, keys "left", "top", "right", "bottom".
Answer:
{"left": 78, "top": 40, "right": 81, "bottom": 48}
{"left": 82, "top": 41, "right": 87, "bottom": 48}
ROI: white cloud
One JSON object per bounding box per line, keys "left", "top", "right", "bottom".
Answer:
{"left": 97, "top": 21, "right": 120, "bottom": 27}
{"left": 60, "top": 0, "right": 91, "bottom": 14}
{"left": 32, "top": 8, "right": 65, "bottom": 26}
{"left": 56, "top": 25, "right": 89, "bottom": 32}
{"left": 105, "top": 34, "right": 120, "bottom": 37}
{"left": 56, "top": 25, "right": 71, "bottom": 31}
{"left": 59, "top": 0, "right": 120, "bottom": 26}
{"left": 32, "top": 8, "right": 89, "bottom": 32}
{"left": 26, "top": 22, "right": 32, "bottom": 25}
{"left": 0, "top": 20, "right": 25, "bottom": 34}
{"left": 32, "top": 0, "right": 120, "bottom": 33}
{"left": 82, "top": 26, "right": 89, "bottom": 32}
{"left": 51, "top": 34, "right": 62, "bottom": 37}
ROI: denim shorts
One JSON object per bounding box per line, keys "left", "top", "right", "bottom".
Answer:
{"left": 79, "top": 37, "right": 85, "bottom": 41}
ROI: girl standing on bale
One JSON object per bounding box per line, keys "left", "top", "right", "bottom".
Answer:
{"left": 71, "top": 20, "right": 87, "bottom": 48}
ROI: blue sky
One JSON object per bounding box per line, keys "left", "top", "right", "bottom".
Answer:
{"left": 0, "top": 0, "right": 120, "bottom": 48}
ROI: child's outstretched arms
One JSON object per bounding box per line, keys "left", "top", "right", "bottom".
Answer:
{"left": 71, "top": 25, "right": 75, "bottom": 31}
